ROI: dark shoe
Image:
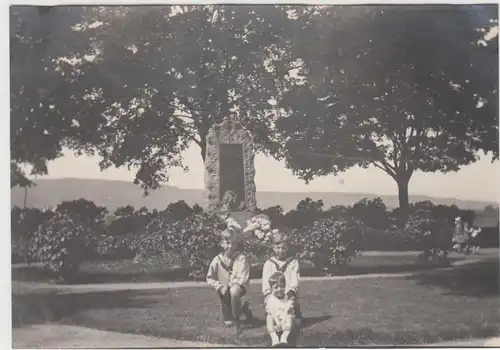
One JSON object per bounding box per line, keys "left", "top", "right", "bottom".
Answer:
{"left": 242, "top": 301, "right": 253, "bottom": 320}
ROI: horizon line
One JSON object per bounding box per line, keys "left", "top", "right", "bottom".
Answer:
{"left": 26, "top": 176, "right": 499, "bottom": 204}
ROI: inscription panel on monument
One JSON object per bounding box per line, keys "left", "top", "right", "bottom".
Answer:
{"left": 219, "top": 143, "right": 246, "bottom": 207}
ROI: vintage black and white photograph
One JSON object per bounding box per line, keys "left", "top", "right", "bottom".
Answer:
{"left": 10, "top": 2, "right": 500, "bottom": 348}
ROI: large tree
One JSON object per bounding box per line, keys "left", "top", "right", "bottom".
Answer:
{"left": 10, "top": 6, "right": 89, "bottom": 187}
{"left": 272, "top": 5, "right": 498, "bottom": 220}
{"left": 11, "top": 5, "right": 304, "bottom": 192}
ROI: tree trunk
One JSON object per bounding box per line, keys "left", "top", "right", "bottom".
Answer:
{"left": 396, "top": 176, "right": 410, "bottom": 226}
{"left": 199, "top": 138, "right": 207, "bottom": 163}
{"left": 23, "top": 186, "right": 27, "bottom": 208}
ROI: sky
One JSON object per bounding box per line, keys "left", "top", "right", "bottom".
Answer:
{"left": 40, "top": 144, "right": 500, "bottom": 202}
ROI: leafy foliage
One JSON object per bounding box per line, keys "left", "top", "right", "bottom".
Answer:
{"left": 29, "top": 211, "right": 96, "bottom": 281}
{"left": 10, "top": 6, "right": 300, "bottom": 192}
{"left": 348, "top": 197, "right": 391, "bottom": 230}
{"left": 56, "top": 199, "right": 108, "bottom": 227}
{"left": 272, "top": 5, "right": 498, "bottom": 218}
{"left": 11, "top": 5, "right": 497, "bottom": 210}
{"left": 14, "top": 195, "right": 485, "bottom": 282}
{"left": 99, "top": 201, "right": 204, "bottom": 259}
{"left": 10, "top": 7, "right": 94, "bottom": 184}
{"left": 359, "top": 227, "right": 411, "bottom": 251}
{"left": 107, "top": 205, "right": 155, "bottom": 237}
{"left": 257, "top": 205, "right": 285, "bottom": 228}
{"left": 404, "top": 203, "right": 455, "bottom": 260}
{"left": 132, "top": 213, "right": 225, "bottom": 279}
{"left": 291, "top": 215, "right": 363, "bottom": 273}
{"left": 283, "top": 197, "right": 326, "bottom": 229}
{"left": 25, "top": 199, "right": 107, "bottom": 280}
{"left": 162, "top": 200, "right": 198, "bottom": 221}
{"left": 483, "top": 204, "right": 499, "bottom": 217}
{"left": 11, "top": 206, "right": 53, "bottom": 262}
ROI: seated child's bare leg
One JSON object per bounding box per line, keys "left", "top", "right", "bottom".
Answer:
{"left": 266, "top": 314, "right": 280, "bottom": 346}
{"left": 230, "top": 285, "right": 243, "bottom": 333}
{"left": 280, "top": 315, "right": 294, "bottom": 344}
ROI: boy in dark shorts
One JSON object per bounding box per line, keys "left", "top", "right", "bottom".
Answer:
{"left": 207, "top": 227, "right": 254, "bottom": 334}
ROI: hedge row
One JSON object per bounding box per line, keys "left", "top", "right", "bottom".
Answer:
{"left": 11, "top": 198, "right": 461, "bottom": 282}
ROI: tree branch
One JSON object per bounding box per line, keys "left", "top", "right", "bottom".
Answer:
{"left": 172, "top": 113, "right": 194, "bottom": 121}
{"left": 191, "top": 136, "right": 202, "bottom": 147}
{"left": 387, "top": 134, "right": 402, "bottom": 170}
{"left": 407, "top": 126, "right": 426, "bottom": 173}
{"left": 170, "top": 99, "right": 211, "bottom": 115}
{"left": 372, "top": 160, "right": 397, "bottom": 179}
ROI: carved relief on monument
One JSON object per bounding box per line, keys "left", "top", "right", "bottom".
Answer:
{"left": 204, "top": 119, "right": 257, "bottom": 213}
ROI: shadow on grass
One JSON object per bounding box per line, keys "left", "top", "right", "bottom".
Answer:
{"left": 15, "top": 249, "right": 482, "bottom": 288}
{"left": 302, "top": 315, "right": 332, "bottom": 329}
{"left": 12, "top": 265, "right": 194, "bottom": 284}
{"left": 298, "top": 326, "right": 500, "bottom": 347}
{"left": 13, "top": 258, "right": 461, "bottom": 285}
{"left": 406, "top": 259, "right": 500, "bottom": 298}
{"left": 326, "top": 259, "right": 457, "bottom": 277}
{"left": 12, "top": 289, "right": 161, "bottom": 328}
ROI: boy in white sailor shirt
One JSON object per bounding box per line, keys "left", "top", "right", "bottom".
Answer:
{"left": 262, "top": 231, "right": 304, "bottom": 323}
{"left": 207, "top": 226, "right": 253, "bottom": 334}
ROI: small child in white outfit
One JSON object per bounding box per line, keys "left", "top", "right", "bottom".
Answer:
{"left": 265, "top": 271, "right": 296, "bottom": 346}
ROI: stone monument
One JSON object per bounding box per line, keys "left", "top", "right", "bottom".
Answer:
{"left": 204, "top": 119, "right": 257, "bottom": 226}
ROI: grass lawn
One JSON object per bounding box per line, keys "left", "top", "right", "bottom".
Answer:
{"left": 12, "top": 252, "right": 462, "bottom": 284}
{"left": 12, "top": 259, "right": 500, "bottom": 347}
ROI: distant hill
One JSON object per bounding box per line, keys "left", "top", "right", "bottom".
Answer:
{"left": 10, "top": 178, "right": 498, "bottom": 212}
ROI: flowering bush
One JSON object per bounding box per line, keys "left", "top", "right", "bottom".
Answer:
{"left": 131, "top": 213, "right": 224, "bottom": 279}
{"left": 29, "top": 211, "right": 96, "bottom": 281}
{"left": 225, "top": 217, "right": 242, "bottom": 230}
{"left": 243, "top": 214, "right": 275, "bottom": 242}
{"left": 292, "top": 215, "right": 363, "bottom": 274}
{"left": 242, "top": 214, "right": 277, "bottom": 259}
{"left": 405, "top": 208, "right": 454, "bottom": 261}
{"left": 95, "top": 233, "right": 137, "bottom": 259}
{"left": 11, "top": 207, "right": 53, "bottom": 263}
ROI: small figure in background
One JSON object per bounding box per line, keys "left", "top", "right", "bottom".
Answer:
{"left": 470, "top": 224, "right": 482, "bottom": 254}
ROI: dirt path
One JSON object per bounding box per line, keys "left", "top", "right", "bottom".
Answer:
{"left": 12, "top": 324, "right": 500, "bottom": 349}
{"left": 13, "top": 253, "right": 495, "bottom": 295}
{"left": 12, "top": 324, "right": 228, "bottom": 348}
